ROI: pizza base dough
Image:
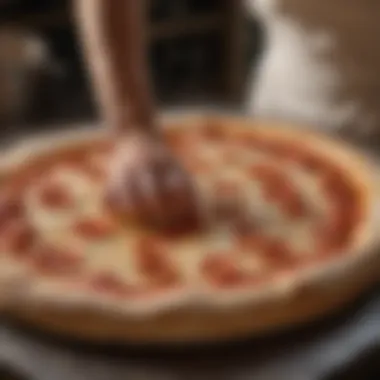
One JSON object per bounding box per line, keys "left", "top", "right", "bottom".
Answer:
{"left": 1, "top": 113, "right": 380, "bottom": 343}
{"left": 8, "top": 258, "right": 380, "bottom": 343}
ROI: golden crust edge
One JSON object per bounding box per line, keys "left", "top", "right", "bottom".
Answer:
{"left": 8, "top": 255, "right": 380, "bottom": 343}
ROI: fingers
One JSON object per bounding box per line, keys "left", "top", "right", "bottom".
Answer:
{"left": 106, "top": 138, "right": 199, "bottom": 229}
{"left": 138, "top": 164, "right": 166, "bottom": 224}
{"left": 133, "top": 163, "right": 195, "bottom": 227}
{"left": 137, "top": 160, "right": 187, "bottom": 224}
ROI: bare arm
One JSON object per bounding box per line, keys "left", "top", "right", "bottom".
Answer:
{"left": 74, "top": 0, "right": 155, "bottom": 134}
{"left": 74, "top": 0, "right": 198, "bottom": 229}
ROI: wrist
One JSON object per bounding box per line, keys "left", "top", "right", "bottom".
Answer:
{"left": 106, "top": 105, "right": 158, "bottom": 138}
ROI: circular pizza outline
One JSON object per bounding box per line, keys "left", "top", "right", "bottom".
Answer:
{"left": 0, "top": 113, "right": 379, "bottom": 342}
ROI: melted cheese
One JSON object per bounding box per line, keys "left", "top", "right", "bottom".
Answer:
{"left": 286, "top": 164, "right": 330, "bottom": 219}
{"left": 26, "top": 168, "right": 104, "bottom": 234}
{"left": 287, "top": 222, "right": 317, "bottom": 257}
{"left": 173, "top": 226, "right": 235, "bottom": 281}
{"left": 26, "top": 186, "right": 79, "bottom": 234}
{"left": 84, "top": 234, "right": 144, "bottom": 284}
{"left": 238, "top": 253, "right": 266, "bottom": 274}
{"left": 11, "top": 134, "right": 342, "bottom": 292}
{"left": 244, "top": 179, "right": 285, "bottom": 227}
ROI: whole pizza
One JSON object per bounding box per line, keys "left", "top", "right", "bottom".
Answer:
{"left": 0, "top": 114, "right": 379, "bottom": 343}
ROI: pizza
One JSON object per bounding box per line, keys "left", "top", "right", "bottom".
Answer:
{"left": 0, "top": 114, "right": 379, "bottom": 343}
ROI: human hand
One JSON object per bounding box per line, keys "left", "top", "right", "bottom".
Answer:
{"left": 106, "top": 130, "right": 200, "bottom": 231}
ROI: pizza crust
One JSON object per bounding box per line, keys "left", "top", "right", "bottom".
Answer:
{"left": 1, "top": 113, "right": 380, "bottom": 343}
{"left": 7, "top": 257, "right": 380, "bottom": 343}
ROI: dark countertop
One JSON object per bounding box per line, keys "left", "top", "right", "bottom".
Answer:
{"left": 0, "top": 288, "right": 379, "bottom": 380}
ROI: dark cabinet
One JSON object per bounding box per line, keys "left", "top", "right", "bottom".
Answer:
{"left": 0, "top": 0, "right": 254, "bottom": 127}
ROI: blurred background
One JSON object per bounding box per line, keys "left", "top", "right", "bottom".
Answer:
{"left": 0, "top": 0, "right": 262, "bottom": 131}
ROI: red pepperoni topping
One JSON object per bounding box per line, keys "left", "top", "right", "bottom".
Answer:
{"left": 40, "top": 182, "right": 73, "bottom": 209}
{"left": 321, "top": 170, "right": 359, "bottom": 247}
{"left": 280, "top": 192, "right": 307, "bottom": 218}
{"left": 262, "top": 240, "right": 295, "bottom": 268}
{"left": 239, "top": 233, "right": 276, "bottom": 256}
{"left": 247, "top": 139, "right": 302, "bottom": 162}
{"left": 96, "top": 141, "right": 114, "bottom": 155}
{"left": 320, "top": 206, "right": 353, "bottom": 249}
{"left": 215, "top": 180, "right": 240, "bottom": 198}
{"left": 232, "top": 131, "right": 256, "bottom": 147}
{"left": 223, "top": 147, "right": 241, "bottom": 165}
{"left": 241, "top": 234, "right": 295, "bottom": 268}
{"left": 201, "top": 254, "right": 249, "bottom": 288}
{"left": 299, "top": 153, "right": 324, "bottom": 173}
{"left": 33, "top": 246, "right": 82, "bottom": 275}
{"left": 263, "top": 141, "right": 294, "bottom": 157}
{"left": 2, "top": 221, "right": 35, "bottom": 257}
{"left": 184, "top": 155, "right": 212, "bottom": 174}
{"left": 250, "top": 164, "right": 307, "bottom": 218}
{"left": 90, "top": 273, "right": 132, "bottom": 297}
{"left": 266, "top": 180, "right": 295, "bottom": 202}
{"left": 165, "top": 130, "right": 187, "bottom": 150}
{"left": 249, "top": 164, "right": 289, "bottom": 193}
{"left": 231, "top": 213, "right": 256, "bottom": 237}
{"left": 323, "top": 171, "right": 357, "bottom": 209}
{"left": 74, "top": 218, "right": 116, "bottom": 240}
{"left": 0, "top": 196, "right": 24, "bottom": 230}
{"left": 136, "top": 237, "right": 178, "bottom": 286}
{"left": 83, "top": 160, "right": 106, "bottom": 180}
{"left": 202, "top": 121, "right": 225, "bottom": 141}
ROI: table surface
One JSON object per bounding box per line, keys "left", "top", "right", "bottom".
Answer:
{"left": 0, "top": 287, "right": 380, "bottom": 380}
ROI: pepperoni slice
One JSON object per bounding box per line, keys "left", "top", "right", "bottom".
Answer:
{"left": 74, "top": 218, "right": 116, "bottom": 240}
{"left": 2, "top": 221, "right": 35, "bottom": 257}
{"left": 246, "top": 138, "right": 275, "bottom": 155}
{"left": 40, "top": 182, "right": 73, "bottom": 209}
{"left": 250, "top": 164, "right": 307, "bottom": 219}
{"left": 299, "top": 153, "right": 324, "bottom": 172}
{"left": 202, "top": 121, "right": 225, "bottom": 141}
{"left": 90, "top": 273, "right": 132, "bottom": 297}
{"left": 83, "top": 160, "right": 106, "bottom": 180}
{"left": 321, "top": 208, "right": 353, "bottom": 249}
{"left": 239, "top": 232, "right": 270, "bottom": 252}
{"left": 323, "top": 171, "right": 357, "bottom": 211}
{"left": 184, "top": 155, "right": 212, "bottom": 174}
{"left": 0, "top": 196, "right": 24, "bottom": 230}
{"left": 136, "top": 237, "right": 178, "bottom": 286}
{"left": 249, "top": 163, "right": 273, "bottom": 181}
{"left": 263, "top": 141, "right": 293, "bottom": 157}
{"left": 215, "top": 180, "right": 240, "bottom": 197}
{"left": 201, "top": 254, "right": 249, "bottom": 288}
{"left": 223, "top": 147, "right": 241, "bottom": 165}
{"left": 250, "top": 164, "right": 289, "bottom": 192}
{"left": 96, "top": 141, "right": 114, "bottom": 155}
{"left": 265, "top": 180, "right": 295, "bottom": 202}
{"left": 322, "top": 171, "right": 358, "bottom": 247}
{"left": 262, "top": 240, "right": 295, "bottom": 268}
{"left": 232, "top": 131, "right": 257, "bottom": 148}
{"left": 33, "top": 246, "right": 82, "bottom": 275}
{"left": 231, "top": 215, "right": 255, "bottom": 236}
{"left": 165, "top": 130, "right": 187, "bottom": 150}
{"left": 280, "top": 193, "right": 307, "bottom": 218}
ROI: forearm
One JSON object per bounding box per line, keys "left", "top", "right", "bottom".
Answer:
{"left": 74, "top": 0, "right": 155, "bottom": 133}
